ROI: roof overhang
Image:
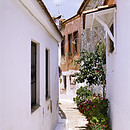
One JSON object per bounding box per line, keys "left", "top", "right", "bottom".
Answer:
{"left": 83, "top": 4, "right": 116, "bottom": 44}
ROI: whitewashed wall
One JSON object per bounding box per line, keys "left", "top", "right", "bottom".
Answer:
{"left": 106, "top": 0, "right": 130, "bottom": 129}
{"left": 0, "top": 0, "right": 61, "bottom": 130}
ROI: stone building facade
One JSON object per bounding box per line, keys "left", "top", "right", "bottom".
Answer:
{"left": 79, "top": 0, "right": 116, "bottom": 51}
{"left": 60, "top": 15, "right": 81, "bottom": 72}
{"left": 60, "top": 0, "right": 105, "bottom": 79}
{"left": 59, "top": 15, "right": 81, "bottom": 96}
{"left": 79, "top": 0, "right": 106, "bottom": 51}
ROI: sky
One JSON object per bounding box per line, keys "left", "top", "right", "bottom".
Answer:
{"left": 43, "top": 0, "right": 83, "bottom": 19}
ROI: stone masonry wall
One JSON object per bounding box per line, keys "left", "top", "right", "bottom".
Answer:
{"left": 81, "top": 0, "right": 105, "bottom": 51}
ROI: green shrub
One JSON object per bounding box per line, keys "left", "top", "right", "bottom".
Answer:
{"left": 74, "top": 87, "right": 111, "bottom": 130}
{"left": 84, "top": 95, "right": 111, "bottom": 130}
{"left": 73, "top": 86, "right": 93, "bottom": 113}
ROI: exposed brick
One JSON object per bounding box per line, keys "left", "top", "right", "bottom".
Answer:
{"left": 60, "top": 15, "right": 81, "bottom": 72}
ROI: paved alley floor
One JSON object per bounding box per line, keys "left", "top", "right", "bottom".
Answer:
{"left": 55, "top": 99, "right": 89, "bottom": 130}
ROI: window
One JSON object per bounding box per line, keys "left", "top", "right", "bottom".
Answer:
{"left": 46, "top": 49, "right": 50, "bottom": 100}
{"left": 61, "top": 36, "right": 65, "bottom": 56}
{"left": 109, "top": 24, "right": 114, "bottom": 53}
{"left": 68, "top": 34, "right": 72, "bottom": 54}
{"left": 63, "top": 76, "right": 67, "bottom": 89}
{"left": 31, "top": 41, "right": 40, "bottom": 112}
{"left": 31, "top": 42, "right": 37, "bottom": 107}
{"left": 83, "top": 14, "right": 86, "bottom": 29}
{"left": 73, "top": 31, "right": 78, "bottom": 53}
{"left": 31, "top": 42, "right": 38, "bottom": 110}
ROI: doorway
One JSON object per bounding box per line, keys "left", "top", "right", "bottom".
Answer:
{"left": 63, "top": 76, "right": 67, "bottom": 90}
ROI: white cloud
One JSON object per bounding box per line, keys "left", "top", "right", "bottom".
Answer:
{"left": 53, "top": 0, "right": 63, "bottom": 4}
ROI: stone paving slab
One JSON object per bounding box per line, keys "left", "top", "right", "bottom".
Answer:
{"left": 55, "top": 100, "right": 89, "bottom": 130}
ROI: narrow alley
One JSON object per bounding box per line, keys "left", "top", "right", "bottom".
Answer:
{"left": 55, "top": 91, "right": 88, "bottom": 130}
{"left": 2, "top": 0, "right": 130, "bottom": 130}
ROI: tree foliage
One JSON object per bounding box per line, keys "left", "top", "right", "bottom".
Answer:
{"left": 74, "top": 41, "right": 106, "bottom": 96}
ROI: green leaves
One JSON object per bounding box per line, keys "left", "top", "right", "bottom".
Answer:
{"left": 73, "top": 86, "right": 93, "bottom": 107}
{"left": 74, "top": 86, "right": 111, "bottom": 130}
{"left": 74, "top": 41, "right": 106, "bottom": 94}
{"left": 83, "top": 95, "right": 110, "bottom": 130}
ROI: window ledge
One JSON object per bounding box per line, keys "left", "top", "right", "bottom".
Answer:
{"left": 31, "top": 104, "right": 40, "bottom": 113}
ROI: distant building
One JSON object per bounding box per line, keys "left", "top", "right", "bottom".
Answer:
{"left": 59, "top": 0, "right": 107, "bottom": 95}
{"left": 71, "top": 0, "right": 116, "bottom": 94}
{"left": 0, "top": 0, "right": 62, "bottom": 130}
{"left": 60, "top": 14, "right": 81, "bottom": 95}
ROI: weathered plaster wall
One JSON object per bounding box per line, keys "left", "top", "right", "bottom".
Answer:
{"left": 0, "top": 0, "right": 59, "bottom": 130}
{"left": 60, "top": 16, "right": 81, "bottom": 72}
